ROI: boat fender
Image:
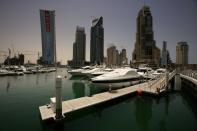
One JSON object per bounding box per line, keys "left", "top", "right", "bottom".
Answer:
{"left": 137, "top": 88, "right": 142, "bottom": 96}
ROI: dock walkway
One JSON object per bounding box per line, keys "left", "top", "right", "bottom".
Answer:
{"left": 39, "top": 71, "right": 176, "bottom": 121}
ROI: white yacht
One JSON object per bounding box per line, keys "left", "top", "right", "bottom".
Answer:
{"left": 91, "top": 68, "right": 142, "bottom": 89}
{"left": 81, "top": 67, "right": 101, "bottom": 77}
{"left": 137, "top": 67, "right": 155, "bottom": 79}
{"left": 68, "top": 66, "right": 93, "bottom": 76}
{"left": 91, "top": 68, "right": 114, "bottom": 76}
{"left": 0, "top": 69, "right": 8, "bottom": 76}
{"left": 153, "top": 68, "right": 166, "bottom": 76}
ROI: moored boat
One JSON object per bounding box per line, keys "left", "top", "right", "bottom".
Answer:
{"left": 91, "top": 68, "right": 142, "bottom": 89}
{"left": 68, "top": 66, "right": 93, "bottom": 76}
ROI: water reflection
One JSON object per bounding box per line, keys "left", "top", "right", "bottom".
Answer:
{"left": 69, "top": 75, "right": 89, "bottom": 80}
{"left": 45, "top": 73, "right": 49, "bottom": 83}
{"left": 159, "top": 119, "right": 166, "bottom": 131}
{"left": 36, "top": 74, "right": 39, "bottom": 85}
{"left": 135, "top": 97, "right": 153, "bottom": 131}
{"left": 40, "top": 120, "right": 65, "bottom": 131}
{"left": 181, "top": 92, "right": 197, "bottom": 120}
{"left": 6, "top": 77, "right": 10, "bottom": 93}
{"left": 72, "top": 81, "right": 85, "bottom": 98}
{"left": 164, "top": 95, "right": 170, "bottom": 115}
{"left": 88, "top": 83, "right": 103, "bottom": 96}
{"left": 53, "top": 122, "right": 65, "bottom": 131}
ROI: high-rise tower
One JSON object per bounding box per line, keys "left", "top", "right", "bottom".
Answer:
{"left": 107, "top": 45, "right": 117, "bottom": 66}
{"left": 40, "top": 10, "right": 56, "bottom": 65}
{"left": 90, "top": 17, "right": 104, "bottom": 65}
{"left": 69, "top": 26, "right": 86, "bottom": 68}
{"left": 161, "top": 41, "right": 167, "bottom": 66}
{"left": 73, "top": 26, "right": 86, "bottom": 61}
{"left": 132, "top": 6, "right": 160, "bottom": 65}
{"left": 176, "top": 42, "right": 189, "bottom": 65}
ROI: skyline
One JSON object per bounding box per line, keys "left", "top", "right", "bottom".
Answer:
{"left": 0, "top": 0, "right": 197, "bottom": 64}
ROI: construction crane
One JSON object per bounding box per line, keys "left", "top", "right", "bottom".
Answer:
{"left": 90, "top": 16, "right": 96, "bottom": 20}
{"left": 17, "top": 51, "right": 40, "bottom": 64}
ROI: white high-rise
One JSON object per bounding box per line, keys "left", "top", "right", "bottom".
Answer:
{"left": 176, "top": 42, "right": 189, "bottom": 65}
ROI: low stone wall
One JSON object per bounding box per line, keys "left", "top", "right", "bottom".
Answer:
{"left": 181, "top": 76, "right": 197, "bottom": 101}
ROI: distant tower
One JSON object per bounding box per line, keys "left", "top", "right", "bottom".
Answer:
{"left": 73, "top": 26, "right": 86, "bottom": 61}
{"left": 40, "top": 10, "right": 56, "bottom": 65}
{"left": 116, "top": 50, "right": 119, "bottom": 66}
{"left": 132, "top": 6, "right": 160, "bottom": 65}
{"left": 72, "top": 26, "right": 86, "bottom": 67}
{"left": 121, "top": 49, "right": 128, "bottom": 65}
{"left": 176, "top": 42, "right": 189, "bottom": 65}
{"left": 107, "top": 45, "right": 117, "bottom": 67}
{"left": 161, "top": 41, "right": 167, "bottom": 67}
{"left": 90, "top": 17, "right": 104, "bottom": 65}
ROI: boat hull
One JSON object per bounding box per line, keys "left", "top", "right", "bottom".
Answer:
{"left": 91, "top": 78, "right": 142, "bottom": 89}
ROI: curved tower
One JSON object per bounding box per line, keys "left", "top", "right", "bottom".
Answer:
{"left": 40, "top": 10, "right": 56, "bottom": 65}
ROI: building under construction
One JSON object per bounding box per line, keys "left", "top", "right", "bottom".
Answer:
{"left": 4, "top": 54, "right": 24, "bottom": 65}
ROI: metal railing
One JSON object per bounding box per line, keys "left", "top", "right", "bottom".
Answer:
{"left": 169, "top": 70, "right": 176, "bottom": 80}
{"left": 146, "top": 70, "right": 176, "bottom": 93}
{"left": 146, "top": 73, "right": 166, "bottom": 93}
{"left": 181, "top": 70, "right": 197, "bottom": 80}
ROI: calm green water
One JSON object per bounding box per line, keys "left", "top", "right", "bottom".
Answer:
{"left": 0, "top": 68, "right": 197, "bottom": 131}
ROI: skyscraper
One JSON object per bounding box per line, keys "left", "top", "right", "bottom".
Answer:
{"left": 176, "top": 42, "right": 189, "bottom": 65}
{"left": 107, "top": 45, "right": 127, "bottom": 67}
{"left": 107, "top": 45, "right": 117, "bottom": 66}
{"left": 119, "top": 49, "right": 128, "bottom": 66}
{"left": 68, "top": 26, "right": 86, "bottom": 68}
{"left": 132, "top": 6, "right": 160, "bottom": 65}
{"left": 116, "top": 49, "right": 119, "bottom": 66}
{"left": 90, "top": 17, "right": 104, "bottom": 65}
{"left": 73, "top": 26, "right": 86, "bottom": 61}
{"left": 161, "top": 41, "right": 167, "bottom": 66}
{"left": 40, "top": 10, "right": 56, "bottom": 65}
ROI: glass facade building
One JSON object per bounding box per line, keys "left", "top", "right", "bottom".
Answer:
{"left": 40, "top": 10, "right": 56, "bottom": 65}
{"left": 90, "top": 17, "right": 104, "bottom": 65}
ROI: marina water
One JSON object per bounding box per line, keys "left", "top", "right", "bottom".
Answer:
{"left": 0, "top": 68, "right": 197, "bottom": 131}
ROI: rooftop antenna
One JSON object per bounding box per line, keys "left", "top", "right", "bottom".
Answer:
{"left": 142, "top": 0, "right": 146, "bottom": 16}
{"left": 90, "top": 16, "right": 96, "bottom": 20}
{"left": 8, "top": 48, "right": 11, "bottom": 58}
{"left": 90, "top": 16, "right": 96, "bottom": 26}
{"left": 11, "top": 44, "right": 15, "bottom": 57}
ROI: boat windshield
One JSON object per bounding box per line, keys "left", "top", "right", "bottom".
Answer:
{"left": 157, "top": 70, "right": 165, "bottom": 73}
{"left": 82, "top": 66, "right": 92, "bottom": 70}
{"left": 126, "top": 71, "right": 138, "bottom": 75}
{"left": 137, "top": 69, "right": 147, "bottom": 73}
{"left": 104, "top": 69, "right": 113, "bottom": 72}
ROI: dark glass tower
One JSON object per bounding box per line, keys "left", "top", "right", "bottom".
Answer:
{"left": 132, "top": 6, "right": 160, "bottom": 65}
{"left": 90, "top": 17, "right": 104, "bottom": 65}
{"left": 73, "top": 26, "right": 86, "bottom": 61}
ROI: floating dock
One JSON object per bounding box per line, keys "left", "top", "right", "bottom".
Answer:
{"left": 39, "top": 71, "right": 176, "bottom": 121}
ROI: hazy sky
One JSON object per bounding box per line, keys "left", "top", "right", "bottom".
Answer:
{"left": 0, "top": 0, "right": 197, "bottom": 64}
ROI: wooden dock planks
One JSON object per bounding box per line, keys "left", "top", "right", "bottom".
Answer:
{"left": 39, "top": 105, "right": 55, "bottom": 120}
{"left": 39, "top": 83, "right": 146, "bottom": 121}
{"left": 39, "top": 72, "right": 177, "bottom": 121}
